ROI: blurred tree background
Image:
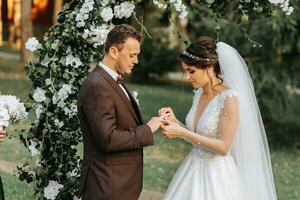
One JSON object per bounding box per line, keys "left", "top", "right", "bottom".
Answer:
{"left": 130, "top": 1, "right": 300, "bottom": 149}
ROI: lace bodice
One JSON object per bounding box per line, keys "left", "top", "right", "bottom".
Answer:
{"left": 185, "top": 88, "right": 237, "bottom": 158}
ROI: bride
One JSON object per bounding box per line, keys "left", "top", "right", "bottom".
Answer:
{"left": 159, "top": 36, "right": 277, "bottom": 200}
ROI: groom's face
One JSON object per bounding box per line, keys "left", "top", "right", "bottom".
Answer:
{"left": 115, "top": 37, "right": 140, "bottom": 74}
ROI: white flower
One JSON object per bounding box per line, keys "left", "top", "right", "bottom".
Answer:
{"left": 159, "top": 0, "right": 187, "bottom": 19}
{"left": 286, "top": 84, "right": 300, "bottom": 95}
{"left": 268, "top": 0, "right": 294, "bottom": 15}
{"left": 0, "top": 106, "right": 10, "bottom": 127}
{"left": 28, "top": 140, "right": 39, "bottom": 156}
{"left": 25, "top": 37, "right": 41, "bottom": 52}
{"left": 0, "top": 95, "right": 28, "bottom": 126}
{"left": 45, "top": 78, "right": 52, "bottom": 86}
{"left": 174, "top": 1, "right": 183, "bottom": 12}
{"left": 41, "top": 60, "right": 50, "bottom": 67}
{"left": 132, "top": 90, "right": 140, "bottom": 107}
{"left": 100, "top": 7, "right": 114, "bottom": 22}
{"left": 73, "top": 196, "right": 82, "bottom": 200}
{"left": 100, "top": 0, "right": 110, "bottom": 7}
{"left": 54, "top": 119, "right": 64, "bottom": 128}
{"left": 33, "top": 87, "right": 47, "bottom": 103}
{"left": 82, "top": 29, "right": 90, "bottom": 39}
{"left": 153, "top": 0, "right": 167, "bottom": 9}
{"left": 52, "top": 84, "right": 73, "bottom": 106}
{"left": 76, "top": 21, "right": 85, "bottom": 28}
{"left": 75, "top": 0, "right": 95, "bottom": 27}
{"left": 114, "top": 2, "right": 135, "bottom": 19}
{"left": 80, "top": 0, "right": 94, "bottom": 14}
{"left": 51, "top": 40, "right": 60, "bottom": 49}
{"left": 52, "top": 94, "right": 59, "bottom": 105}
{"left": 179, "top": 11, "right": 188, "bottom": 19}
{"left": 286, "top": 6, "right": 294, "bottom": 15}
{"left": 35, "top": 104, "right": 44, "bottom": 119}
{"left": 179, "top": 5, "right": 188, "bottom": 19}
{"left": 65, "top": 54, "right": 83, "bottom": 68}
{"left": 82, "top": 25, "right": 109, "bottom": 46}
{"left": 90, "top": 25, "right": 109, "bottom": 47}
{"left": 44, "top": 180, "right": 63, "bottom": 200}
{"left": 58, "top": 84, "right": 72, "bottom": 99}
{"left": 63, "top": 103, "right": 77, "bottom": 118}
{"left": 68, "top": 169, "right": 79, "bottom": 177}
{"left": 268, "top": 0, "right": 284, "bottom": 4}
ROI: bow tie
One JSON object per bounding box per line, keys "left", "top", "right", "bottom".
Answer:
{"left": 116, "top": 74, "right": 124, "bottom": 84}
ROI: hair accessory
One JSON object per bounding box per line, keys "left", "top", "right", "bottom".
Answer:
{"left": 182, "top": 51, "right": 218, "bottom": 63}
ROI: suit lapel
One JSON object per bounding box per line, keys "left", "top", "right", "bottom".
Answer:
{"left": 97, "top": 67, "right": 140, "bottom": 124}
{"left": 121, "top": 83, "right": 143, "bottom": 124}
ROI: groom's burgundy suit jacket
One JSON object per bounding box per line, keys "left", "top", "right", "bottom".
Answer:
{"left": 77, "top": 67, "right": 154, "bottom": 200}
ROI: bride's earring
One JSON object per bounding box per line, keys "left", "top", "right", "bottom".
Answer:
{"left": 207, "top": 69, "right": 213, "bottom": 81}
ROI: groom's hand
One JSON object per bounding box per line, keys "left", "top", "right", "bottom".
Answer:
{"left": 158, "top": 107, "right": 177, "bottom": 122}
{"left": 147, "top": 117, "right": 162, "bottom": 133}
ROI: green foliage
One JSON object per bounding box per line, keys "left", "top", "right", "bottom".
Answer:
{"left": 131, "top": 37, "right": 180, "bottom": 81}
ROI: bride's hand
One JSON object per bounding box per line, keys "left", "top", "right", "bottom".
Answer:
{"left": 158, "top": 107, "right": 177, "bottom": 122}
{"left": 0, "top": 126, "right": 6, "bottom": 142}
{"left": 161, "top": 119, "right": 186, "bottom": 139}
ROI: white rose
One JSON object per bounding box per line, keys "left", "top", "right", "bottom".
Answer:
{"left": 28, "top": 140, "right": 39, "bottom": 156}
{"left": 73, "top": 196, "right": 82, "bottom": 200}
{"left": 114, "top": 2, "right": 135, "bottom": 19}
{"left": 54, "top": 119, "right": 64, "bottom": 128}
{"left": 100, "top": 7, "right": 114, "bottom": 22}
{"left": 153, "top": 0, "right": 167, "bottom": 9}
{"left": 65, "top": 54, "right": 83, "bottom": 68}
{"left": 35, "top": 104, "right": 44, "bottom": 119}
{"left": 25, "top": 37, "right": 41, "bottom": 52}
{"left": 44, "top": 181, "right": 63, "bottom": 200}
{"left": 0, "top": 95, "right": 28, "bottom": 124}
{"left": 51, "top": 40, "right": 59, "bottom": 49}
{"left": 0, "top": 106, "right": 10, "bottom": 127}
{"left": 33, "top": 87, "right": 47, "bottom": 103}
{"left": 90, "top": 25, "right": 109, "bottom": 46}
{"left": 286, "top": 6, "right": 294, "bottom": 15}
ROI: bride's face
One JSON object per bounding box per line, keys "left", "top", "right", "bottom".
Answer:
{"left": 181, "top": 62, "right": 210, "bottom": 88}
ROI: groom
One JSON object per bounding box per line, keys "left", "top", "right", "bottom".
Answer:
{"left": 77, "top": 24, "right": 161, "bottom": 200}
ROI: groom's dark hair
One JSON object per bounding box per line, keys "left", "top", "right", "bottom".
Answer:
{"left": 105, "top": 24, "right": 142, "bottom": 53}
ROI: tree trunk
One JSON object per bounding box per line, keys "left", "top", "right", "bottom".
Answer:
{"left": 53, "top": 0, "right": 63, "bottom": 24}
{"left": 21, "top": 0, "right": 33, "bottom": 63}
{"left": 1, "top": 0, "right": 9, "bottom": 42}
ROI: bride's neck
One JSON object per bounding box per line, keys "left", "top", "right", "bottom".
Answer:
{"left": 202, "top": 79, "right": 223, "bottom": 97}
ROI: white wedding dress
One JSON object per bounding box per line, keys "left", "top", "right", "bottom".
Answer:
{"left": 163, "top": 88, "right": 249, "bottom": 200}
{"left": 163, "top": 42, "right": 277, "bottom": 200}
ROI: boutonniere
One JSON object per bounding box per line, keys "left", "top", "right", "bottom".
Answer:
{"left": 132, "top": 90, "right": 140, "bottom": 107}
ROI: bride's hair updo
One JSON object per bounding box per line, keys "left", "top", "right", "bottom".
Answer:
{"left": 177, "top": 36, "right": 223, "bottom": 83}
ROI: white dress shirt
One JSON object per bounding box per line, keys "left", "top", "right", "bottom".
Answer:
{"left": 99, "top": 62, "right": 130, "bottom": 100}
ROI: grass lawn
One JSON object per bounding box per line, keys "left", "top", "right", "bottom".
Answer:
{"left": 0, "top": 44, "right": 19, "bottom": 54}
{"left": 0, "top": 78, "right": 299, "bottom": 200}
{"left": 0, "top": 171, "right": 34, "bottom": 200}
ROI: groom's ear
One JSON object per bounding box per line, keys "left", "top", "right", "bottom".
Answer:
{"left": 108, "top": 47, "right": 119, "bottom": 60}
